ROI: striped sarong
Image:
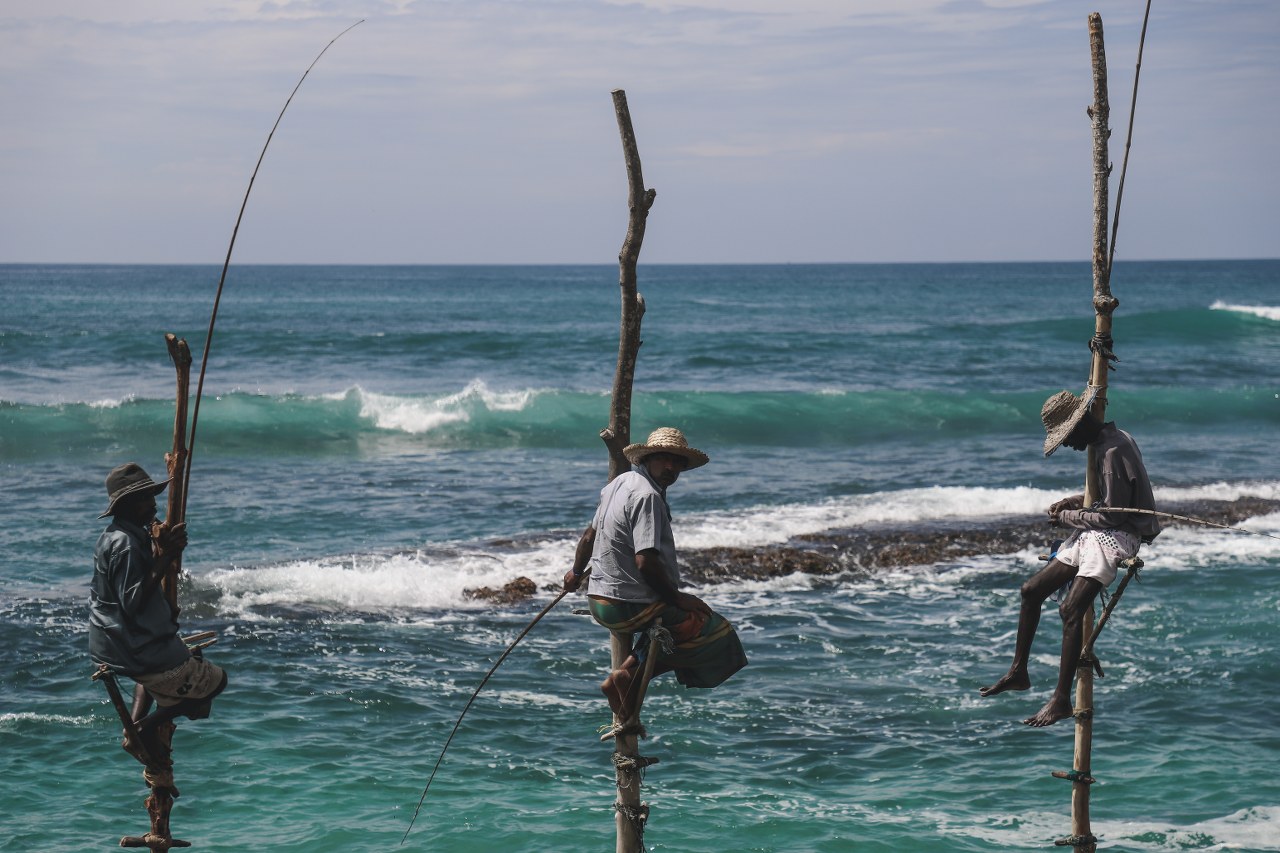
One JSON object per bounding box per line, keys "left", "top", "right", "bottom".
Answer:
{"left": 588, "top": 597, "right": 747, "bottom": 689}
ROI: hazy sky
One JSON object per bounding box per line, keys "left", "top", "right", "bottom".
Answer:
{"left": 2, "top": 1, "right": 1276, "bottom": 264}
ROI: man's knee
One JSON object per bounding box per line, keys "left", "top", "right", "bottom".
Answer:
{"left": 1058, "top": 578, "right": 1102, "bottom": 623}
{"left": 175, "top": 668, "right": 228, "bottom": 721}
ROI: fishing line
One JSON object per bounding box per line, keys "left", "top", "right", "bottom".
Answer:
{"left": 402, "top": 572, "right": 588, "bottom": 843}
{"left": 1106, "top": 0, "right": 1153, "bottom": 276}
{"left": 181, "top": 20, "right": 364, "bottom": 518}
{"left": 1105, "top": 506, "right": 1280, "bottom": 541}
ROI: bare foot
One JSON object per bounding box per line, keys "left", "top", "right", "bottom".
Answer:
{"left": 979, "top": 669, "right": 1031, "bottom": 697}
{"left": 1023, "top": 696, "right": 1074, "bottom": 727}
{"left": 601, "top": 667, "right": 636, "bottom": 720}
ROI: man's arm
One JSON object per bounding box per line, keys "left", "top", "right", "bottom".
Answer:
{"left": 636, "top": 549, "right": 711, "bottom": 615}
{"left": 562, "top": 525, "right": 596, "bottom": 592}
{"left": 1048, "top": 494, "right": 1084, "bottom": 516}
{"left": 138, "top": 521, "right": 188, "bottom": 600}
{"left": 1054, "top": 448, "right": 1134, "bottom": 530}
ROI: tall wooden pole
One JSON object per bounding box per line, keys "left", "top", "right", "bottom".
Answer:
{"left": 1071, "top": 14, "right": 1115, "bottom": 853}
{"left": 603, "top": 88, "right": 658, "bottom": 853}
{"left": 603, "top": 89, "right": 655, "bottom": 483}
{"left": 162, "top": 334, "right": 193, "bottom": 614}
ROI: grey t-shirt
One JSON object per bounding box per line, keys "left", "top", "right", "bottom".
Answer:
{"left": 586, "top": 466, "right": 680, "bottom": 603}
{"left": 1057, "top": 423, "right": 1161, "bottom": 541}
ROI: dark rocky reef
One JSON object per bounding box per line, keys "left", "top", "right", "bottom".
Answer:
{"left": 470, "top": 497, "right": 1277, "bottom": 603}
{"left": 465, "top": 576, "right": 538, "bottom": 604}
{"left": 678, "top": 496, "right": 1278, "bottom": 585}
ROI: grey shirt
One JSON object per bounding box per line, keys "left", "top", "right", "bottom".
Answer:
{"left": 586, "top": 466, "right": 680, "bottom": 603}
{"left": 89, "top": 517, "right": 190, "bottom": 676}
{"left": 1057, "top": 422, "right": 1161, "bottom": 541}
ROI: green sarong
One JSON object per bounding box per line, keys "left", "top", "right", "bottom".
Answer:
{"left": 588, "top": 598, "right": 748, "bottom": 689}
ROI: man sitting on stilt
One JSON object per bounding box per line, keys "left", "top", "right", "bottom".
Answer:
{"left": 563, "top": 428, "right": 747, "bottom": 722}
{"left": 90, "top": 463, "right": 227, "bottom": 773}
{"left": 980, "top": 391, "right": 1160, "bottom": 727}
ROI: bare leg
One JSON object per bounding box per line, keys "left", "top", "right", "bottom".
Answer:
{"left": 601, "top": 654, "right": 640, "bottom": 719}
{"left": 1024, "top": 576, "right": 1102, "bottom": 727}
{"left": 129, "top": 682, "right": 154, "bottom": 722}
{"left": 981, "top": 559, "right": 1080, "bottom": 697}
{"left": 120, "top": 683, "right": 159, "bottom": 763}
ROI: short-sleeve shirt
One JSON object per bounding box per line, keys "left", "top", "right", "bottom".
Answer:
{"left": 586, "top": 466, "right": 680, "bottom": 603}
{"left": 1057, "top": 423, "right": 1161, "bottom": 541}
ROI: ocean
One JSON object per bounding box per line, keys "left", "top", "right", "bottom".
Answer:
{"left": 1, "top": 261, "right": 1277, "bottom": 851}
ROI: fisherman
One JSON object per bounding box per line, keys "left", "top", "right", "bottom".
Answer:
{"left": 980, "top": 390, "right": 1160, "bottom": 727}
{"left": 563, "top": 427, "right": 747, "bottom": 720}
{"left": 90, "top": 462, "right": 227, "bottom": 765}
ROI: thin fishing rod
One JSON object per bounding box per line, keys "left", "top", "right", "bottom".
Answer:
{"left": 181, "top": 20, "right": 364, "bottom": 518}
{"left": 1106, "top": 0, "right": 1153, "bottom": 276}
{"left": 1105, "top": 506, "right": 1280, "bottom": 542}
{"left": 402, "top": 571, "right": 589, "bottom": 844}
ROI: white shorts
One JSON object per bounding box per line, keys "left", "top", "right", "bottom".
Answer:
{"left": 1054, "top": 529, "right": 1139, "bottom": 587}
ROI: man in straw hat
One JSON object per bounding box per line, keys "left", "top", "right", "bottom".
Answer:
{"left": 563, "top": 427, "right": 747, "bottom": 720}
{"left": 90, "top": 462, "right": 227, "bottom": 763}
{"left": 980, "top": 391, "right": 1159, "bottom": 727}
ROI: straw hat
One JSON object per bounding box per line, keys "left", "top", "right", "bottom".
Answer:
{"left": 623, "top": 427, "right": 709, "bottom": 470}
{"left": 1040, "top": 389, "right": 1095, "bottom": 457}
{"left": 99, "top": 462, "right": 171, "bottom": 518}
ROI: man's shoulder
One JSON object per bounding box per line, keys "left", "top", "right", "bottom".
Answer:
{"left": 608, "top": 470, "right": 658, "bottom": 497}
{"left": 96, "top": 523, "right": 143, "bottom": 557}
{"left": 97, "top": 524, "right": 129, "bottom": 548}
{"left": 1103, "top": 426, "right": 1144, "bottom": 457}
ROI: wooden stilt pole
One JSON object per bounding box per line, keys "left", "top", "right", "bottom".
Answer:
{"left": 603, "top": 88, "right": 658, "bottom": 853}
{"left": 1065, "top": 15, "right": 1115, "bottom": 852}
{"left": 605, "top": 88, "right": 654, "bottom": 482}
{"left": 162, "top": 333, "right": 193, "bottom": 613}
{"left": 608, "top": 632, "right": 656, "bottom": 852}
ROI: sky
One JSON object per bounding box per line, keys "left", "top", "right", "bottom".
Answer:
{"left": 1, "top": 1, "right": 1276, "bottom": 264}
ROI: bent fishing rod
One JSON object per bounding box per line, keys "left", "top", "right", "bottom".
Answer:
{"left": 179, "top": 20, "right": 364, "bottom": 518}
{"left": 1106, "top": 0, "right": 1153, "bottom": 277}
{"left": 402, "top": 570, "right": 589, "bottom": 844}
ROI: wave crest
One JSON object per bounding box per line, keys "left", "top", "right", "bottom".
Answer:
{"left": 1210, "top": 300, "right": 1280, "bottom": 322}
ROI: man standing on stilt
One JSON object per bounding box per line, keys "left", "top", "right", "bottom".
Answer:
{"left": 980, "top": 391, "right": 1159, "bottom": 726}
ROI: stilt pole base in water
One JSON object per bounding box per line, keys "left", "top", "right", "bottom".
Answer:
{"left": 609, "top": 627, "right": 664, "bottom": 853}
{"left": 93, "top": 667, "right": 191, "bottom": 852}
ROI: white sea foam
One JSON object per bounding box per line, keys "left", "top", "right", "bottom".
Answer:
{"left": 949, "top": 804, "right": 1280, "bottom": 852}
{"left": 1100, "top": 804, "right": 1280, "bottom": 852}
{"left": 339, "top": 381, "right": 540, "bottom": 434}
{"left": 1138, "top": 510, "right": 1280, "bottom": 572}
{"left": 1155, "top": 481, "right": 1280, "bottom": 503}
{"left": 204, "top": 537, "right": 572, "bottom": 616}
{"left": 0, "top": 712, "right": 94, "bottom": 729}
{"left": 491, "top": 689, "right": 591, "bottom": 710}
{"left": 678, "top": 484, "right": 1062, "bottom": 550}
{"left": 199, "top": 483, "right": 1278, "bottom": 615}
{"left": 678, "top": 481, "right": 1280, "bottom": 552}
{"left": 1210, "top": 300, "right": 1280, "bottom": 322}
{"left": 87, "top": 395, "right": 134, "bottom": 409}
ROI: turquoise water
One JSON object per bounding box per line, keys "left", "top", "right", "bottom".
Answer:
{"left": 1, "top": 262, "right": 1277, "bottom": 851}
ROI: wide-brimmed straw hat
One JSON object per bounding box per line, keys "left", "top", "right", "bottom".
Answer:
{"left": 623, "top": 427, "right": 709, "bottom": 470}
{"left": 1040, "top": 389, "right": 1096, "bottom": 457}
{"left": 99, "top": 462, "right": 171, "bottom": 518}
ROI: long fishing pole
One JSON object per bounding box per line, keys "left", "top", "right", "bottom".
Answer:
{"left": 180, "top": 20, "right": 364, "bottom": 518}
{"left": 402, "top": 571, "right": 589, "bottom": 844}
{"left": 1106, "top": 0, "right": 1153, "bottom": 276}
{"left": 1105, "top": 506, "right": 1280, "bottom": 541}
